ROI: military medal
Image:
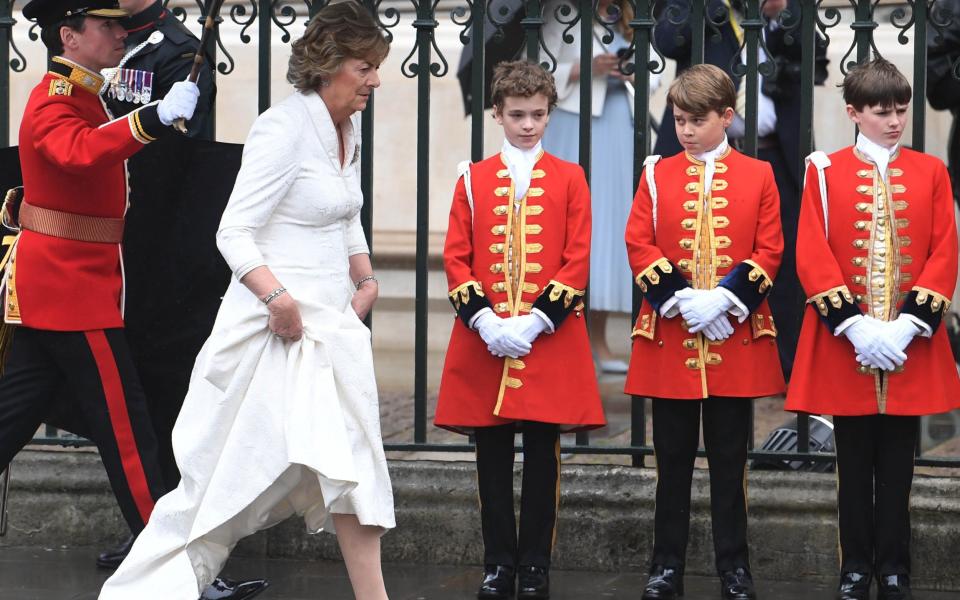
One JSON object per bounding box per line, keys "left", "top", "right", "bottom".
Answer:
{"left": 117, "top": 69, "right": 128, "bottom": 102}
{"left": 141, "top": 71, "right": 153, "bottom": 104}
{"left": 125, "top": 70, "right": 135, "bottom": 102}
{"left": 131, "top": 70, "right": 142, "bottom": 104}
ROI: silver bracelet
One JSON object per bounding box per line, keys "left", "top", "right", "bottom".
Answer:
{"left": 354, "top": 274, "right": 378, "bottom": 290}
{"left": 261, "top": 287, "right": 287, "bottom": 305}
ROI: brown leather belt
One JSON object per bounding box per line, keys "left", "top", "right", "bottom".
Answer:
{"left": 19, "top": 201, "right": 124, "bottom": 244}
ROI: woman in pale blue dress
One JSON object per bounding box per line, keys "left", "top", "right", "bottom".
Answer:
{"left": 542, "top": 0, "right": 658, "bottom": 373}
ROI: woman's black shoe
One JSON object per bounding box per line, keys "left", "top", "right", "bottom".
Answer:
{"left": 478, "top": 564, "right": 515, "bottom": 599}
{"left": 836, "top": 572, "right": 872, "bottom": 600}
{"left": 877, "top": 574, "right": 913, "bottom": 600}
{"left": 517, "top": 565, "right": 550, "bottom": 599}
{"left": 642, "top": 565, "right": 684, "bottom": 599}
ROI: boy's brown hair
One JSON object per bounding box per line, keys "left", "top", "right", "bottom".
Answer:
{"left": 841, "top": 57, "right": 912, "bottom": 110}
{"left": 490, "top": 60, "right": 558, "bottom": 113}
{"left": 667, "top": 64, "right": 736, "bottom": 116}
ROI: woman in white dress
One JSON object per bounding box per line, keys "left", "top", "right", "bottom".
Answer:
{"left": 99, "top": 3, "right": 395, "bottom": 599}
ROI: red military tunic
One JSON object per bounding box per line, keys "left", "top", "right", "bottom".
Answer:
{"left": 624, "top": 148, "right": 786, "bottom": 399}
{"left": 785, "top": 146, "right": 960, "bottom": 416}
{"left": 435, "top": 151, "right": 605, "bottom": 432}
{"left": 7, "top": 56, "right": 166, "bottom": 331}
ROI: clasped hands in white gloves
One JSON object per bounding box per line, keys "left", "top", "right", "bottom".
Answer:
{"left": 475, "top": 311, "right": 531, "bottom": 358}
{"left": 157, "top": 80, "right": 200, "bottom": 126}
{"left": 844, "top": 315, "right": 919, "bottom": 371}
{"left": 673, "top": 287, "right": 735, "bottom": 341}
{"left": 474, "top": 311, "right": 552, "bottom": 358}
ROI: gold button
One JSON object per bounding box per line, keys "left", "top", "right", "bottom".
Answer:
{"left": 657, "top": 340, "right": 664, "bottom": 347}
{"left": 742, "top": 338, "right": 748, "bottom": 345}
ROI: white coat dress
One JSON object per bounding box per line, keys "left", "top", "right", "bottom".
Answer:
{"left": 99, "top": 90, "right": 395, "bottom": 599}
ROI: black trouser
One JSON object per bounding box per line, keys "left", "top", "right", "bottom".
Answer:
{"left": 834, "top": 415, "right": 917, "bottom": 577}
{"left": 0, "top": 327, "right": 166, "bottom": 533}
{"left": 758, "top": 144, "right": 804, "bottom": 381}
{"left": 474, "top": 422, "right": 561, "bottom": 569}
{"left": 651, "top": 397, "right": 752, "bottom": 574}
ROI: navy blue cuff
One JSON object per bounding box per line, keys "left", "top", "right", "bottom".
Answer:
{"left": 636, "top": 258, "right": 690, "bottom": 312}
{"left": 810, "top": 286, "right": 862, "bottom": 331}
{"left": 448, "top": 282, "right": 493, "bottom": 327}
{"left": 718, "top": 261, "right": 773, "bottom": 315}
{"left": 899, "top": 288, "right": 951, "bottom": 334}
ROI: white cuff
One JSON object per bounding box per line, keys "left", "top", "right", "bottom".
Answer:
{"left": 531, "top": 308, "right": 555, "bottom": 334}
{"left": 469, "top": 307, "right": 494, "bottom": 330}
{"left": 660, "top": 295, "right": 680, "bottom": 318}
{"left": 717, "top": 287, "right": 749, "bottom": 323}
{"left": 834, "top": 314, "right": 863, "bottom": 336}
{"left": 901, "top": 313, "right": 933, "bottom": 338}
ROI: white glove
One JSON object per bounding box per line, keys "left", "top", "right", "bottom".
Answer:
{"left": 157, "top": 81, "right": 200, "bottom": 126}
{"left": 474, "top": 311, "right": 531, "bottom": 358}
{"left": 884, "top": 315, "right": 923, "bottom": 354}
{"left": 504, "top": 313, "right": 550, "bottom": 345}
{"left": 701, "top": 315, "right": 735, "bottom": 341}
{"left": 843, "top": 316, "right": 907, "bottom": 371}
{"left": 675, "top": 287, "right": 735, "bottom": 333}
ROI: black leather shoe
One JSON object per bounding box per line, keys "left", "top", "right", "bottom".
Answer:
{"left": 877, "top": 574, "right": 913, "bottom": 600}
{"left": 95, "top": 534, "right": 136, "bottom": 570}
{"left": 836, "top": 572, "right": 872, "bottom": 600}
{"left": 517, "top": 565, "right": 549, "bottom": 599}
{"left": 200, "top": 576, "right": 270, "bottom": 600}
{"left": 642, "top": 564, "right": 684, "bottom": 599}
{"left": 719, "top": 567, "right": 757, "bottom": 600}
{"left": 478, "top": 565, "right": 515, "bottom": 599}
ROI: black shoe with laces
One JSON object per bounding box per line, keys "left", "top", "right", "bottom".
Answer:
{"left": 642, "top": 564, "right": 683, "bottom": 599}
{"left": 836, "top": 571, "right": 872, "bottom": 600}
{"left": 877, "top": 573, "right": 913, "bottom": 600}
{"left": 477, "top": 564, "right": 515, "bottom": 599}
{"left": 719, "top": 567, "right": 757, "bottom": 600}
{"left": 517, "top": 565, "right": 549, "bottom": 599}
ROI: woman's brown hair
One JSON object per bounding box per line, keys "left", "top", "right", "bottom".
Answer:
{"left": 286, "top": 0, "right": 390, "bottom": 92}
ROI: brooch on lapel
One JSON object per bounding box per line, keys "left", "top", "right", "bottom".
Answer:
{"left": 351, "top": 144, "right": 361, "bottom": 166}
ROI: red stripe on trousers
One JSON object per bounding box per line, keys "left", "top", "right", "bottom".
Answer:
{"left": 85, "top": 330, "right": 155, "bottom": 524}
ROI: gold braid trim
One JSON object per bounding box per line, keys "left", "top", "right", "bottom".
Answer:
{"left": 448, "top": 280, "right": 484, "bottom": 310}
{"left": 634, "top": 257, "right": 673, "bottom": 292}
{"left": 743, "top": 259, "right": 773, "bottom": 293}
{"left": 545, "top": 279, "right": 586, "bottom": 309}
{"left": 807, "top": 285, "right": 855, "bottom": 317}
{"left": 912, "top": 286, "right": 952, "bottom": 313}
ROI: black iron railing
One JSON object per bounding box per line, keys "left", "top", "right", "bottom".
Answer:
{"left": 1, "top": 0, "right": 959, "bottom": 469}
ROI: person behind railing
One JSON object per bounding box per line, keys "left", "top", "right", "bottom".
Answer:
{"left": 653, "top": 0, "right": 829, "bottom": 382}
{"left": 625, "top": 64, "right": 785, "bottom": 600}
{"left": 540, "top": 0, "right": 660, "bottom": 374}
{"left": 785, "top": 58, "right": 960, "bottom": 600}
{"left": 435, "top": 60, "right": 605, "bottom": 600}
{"left": 99, "top": 3, "right": 395, "bottom": 599}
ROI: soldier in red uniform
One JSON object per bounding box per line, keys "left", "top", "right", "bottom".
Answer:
{"left": 785, "top": 59, "right": 960, "bottom": 600}
{"left": 624, "top": 64, "right": 784, "bottom": 600}
{"left": 435, "top": 60, "right": 604, "bottom": 600}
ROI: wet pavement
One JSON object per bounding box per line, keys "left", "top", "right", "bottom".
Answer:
{"left": 3, "top": 547, "right": 959, "bottom": 600}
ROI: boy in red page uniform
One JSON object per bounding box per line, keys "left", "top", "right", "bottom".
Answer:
{"left": 786, "top": 58, "right": 960, "bottom": 600}
{"left": 435, "top": 60, "right": 604, "bottom": 600}
{"left": 625, "top": 64, "right": 785, "bottom": 600}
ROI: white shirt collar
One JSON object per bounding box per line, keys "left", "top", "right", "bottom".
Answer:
{"left": 856, "top": 133, "right": 898, "bottom": 178}
{"left": 693, "top": 135, "right": 729, "bottom": 194}
{"left": 693, "top": 135, "right": 729, "bottom": 164}
{"left": 501, "top": 139, "right": 542, "bottom": 202}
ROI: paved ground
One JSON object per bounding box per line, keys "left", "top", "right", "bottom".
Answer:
{"left": 3, "top": 548, "right": 959, "bottom": 600}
